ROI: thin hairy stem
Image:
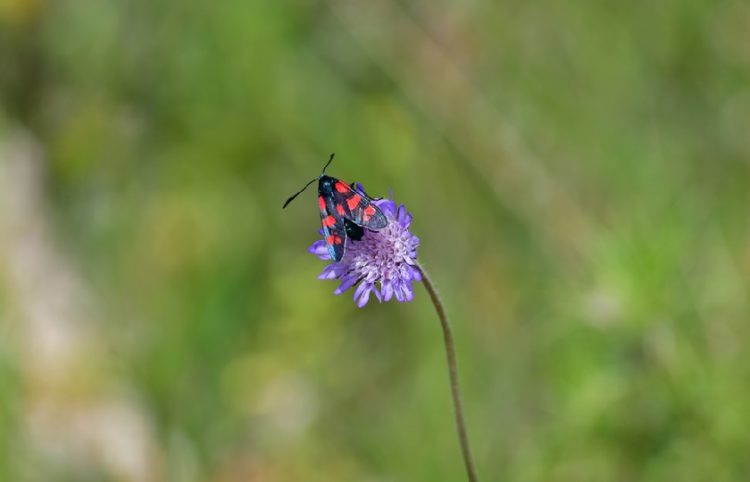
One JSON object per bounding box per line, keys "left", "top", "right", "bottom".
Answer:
{"left": 416, "top": 261, "right": 478, "bottom": 482}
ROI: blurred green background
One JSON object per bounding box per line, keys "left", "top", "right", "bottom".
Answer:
{"left": 1, "top": 0, "right": 750, "bottom": 480}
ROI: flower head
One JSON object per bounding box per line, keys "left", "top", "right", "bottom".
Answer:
{"left": 308, "top": 186, "right": 421, "bottom": 307}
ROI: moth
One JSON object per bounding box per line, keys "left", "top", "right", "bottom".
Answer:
{"left": 283, "top": 154, "right": 388, "bottom": 261}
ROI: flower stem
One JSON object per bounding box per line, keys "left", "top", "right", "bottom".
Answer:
{"left": 416, "top": 261, "right": 478, "bottom": 482}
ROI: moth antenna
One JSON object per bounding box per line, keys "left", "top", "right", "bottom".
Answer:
{"left": 282, "top": 176, "right": 317, "bottom": 209}
{"left": 321, "top": 153, "right": 335, "bottom": 175}
{"left": 282, "top": 153, "right": 335, "bottom": 208}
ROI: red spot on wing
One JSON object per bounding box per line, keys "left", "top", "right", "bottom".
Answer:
{"left": 336, "top": 204, "right": 346, "bottom": 216}
{"left": 363, "top": 205, "right": 376, "bottom": 222}
{"left": 322, "top": 215, "right": 336, "bottom": 227}
{"left": 335, "top": 181, "right": 349, "bottom": 193}
{"left": 346, "top": 194, "right": 362, "bottom": 211}
{"left": 318, "top": 196, "right": 326, "bottom": 211}
{"left": 326, "top": 235, "right": 335, "bottom": 245}
{"left": 334, "top": 236, "right": 343, "bottom": 245}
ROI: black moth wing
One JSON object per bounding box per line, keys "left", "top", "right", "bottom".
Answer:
{"left": 332, "top": 181, "right": 388, "bottom": 230}
{"left": 318, "top": 193, "right": 348, "bottom": 262}
{"left": 318, "top": 177, "right": 389, "bottom": 262}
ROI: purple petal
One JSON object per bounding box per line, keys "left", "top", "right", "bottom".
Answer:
{"left": 353, "top": 281, "right": 370, "bottom": 299}
{"left": 397, "top": 204, "right": 412, "bottom": 227}
{"left": 308, "top": 240, "right": 332, "bottom": 260}
{"left": 381, "top": 279, "right": 394, "bottom": 301}
{"left": 394, "top": 281, "right": 405, "bottom": 302}
{"left": 357, "top": 289, "right": 371, "bottom": 308}
{"left": 334, "top": 275, "right": 359, "bottom": 294}
{"left": 372, "top": 285, "right": 382, "bottom": 303}
{"left": 402, "top": 281, "right": 414, "bottom": 301}
{"left": 409, "top": 265, "right": 422, "bottom": 282}
{"left": 353, "top": 183, "right": 367, "bottom": 196}
{"left": 354, "top": 282, "right": 373, "bottom": 308}
{"left": 375, "top": 198, "right": 397, "bottom": 218}
{"left": 318, "top": 264, "right": 341, "bottom": 280}
{"left": 399, "top": 265, "right": 413, "bottom": 281}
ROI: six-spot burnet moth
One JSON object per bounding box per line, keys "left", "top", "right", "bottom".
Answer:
{"left": 283, "top": 153, "right": 388, "bottom": 262}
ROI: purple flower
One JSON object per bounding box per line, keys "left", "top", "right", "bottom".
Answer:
{"left": 307, "top": 188, "right": 421, "bottom": 307}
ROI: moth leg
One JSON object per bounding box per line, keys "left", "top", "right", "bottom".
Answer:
{"left": 344, "top": 219, "right": 364, "bottom": 241}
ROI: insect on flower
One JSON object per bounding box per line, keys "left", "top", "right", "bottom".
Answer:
{"left": 283, "top": 154, "right": 388, "bottom": 262}
{"left": 309, "top": 193, "right": 421, "bottom": 307}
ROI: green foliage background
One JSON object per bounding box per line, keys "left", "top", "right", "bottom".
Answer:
{"left": 1, "top": 0, "right": 749, "bottom": 480}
